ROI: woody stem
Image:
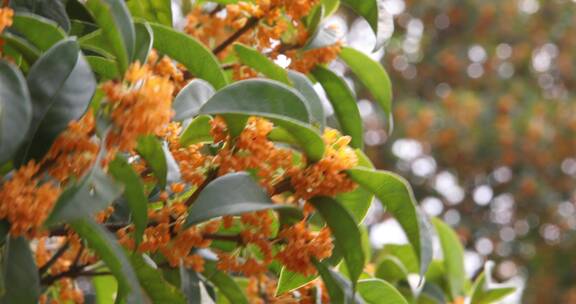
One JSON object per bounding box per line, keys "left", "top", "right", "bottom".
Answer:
{"left": 212, "top": 17, "right": 260, "bottom": 55}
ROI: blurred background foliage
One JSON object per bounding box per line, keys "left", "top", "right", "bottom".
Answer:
{"left": 327, "top": 0, "right": 576, "bottom": 302}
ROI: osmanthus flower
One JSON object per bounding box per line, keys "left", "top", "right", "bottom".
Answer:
{"left": 0, "top": 7, "right": 12, "bottom": 33}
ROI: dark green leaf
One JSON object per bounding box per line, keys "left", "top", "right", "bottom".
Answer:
{"left": 180, "top": 115, "right": 213, "bottom": 146}
{"left": 234, "top": 44, "right": 291, "bottom": 85}
{"left": 18, "top": 38, "right": 96, "bottom": 164}
{"left": 203, "top": 260, "right": 249, "bottom": 304}
{"left": 133, "top": 22, "right": 153, "bottom": 64}
{"left": 79, "top": 29, "right": 116, "bottom": 58}
{"left": 305, "top": 4, "right": 323, "bottom": 36}
{"left": 130, "top": 253, "right": 186, "bottom": 303}
{"left": 45, "top": 162, "right": 123, "bottom": 226}
{"left": 374, "top": 256, "right": 408, "bottom": 284}
{"left": 347, "top": 168, "right": 433, "bottom": 276}
{"left": 184, "top": 172, "right": 303, "bottom": 228}
{"left": 0, "top": 237, "right": 40, "bottom": 304}
{"left": 86, "top": 55, "right": 120, "bottom": 79}
{"left": 69, "top": 219, "right": 144, "bottom": 304}
{"left": 136, "top": 135, "right": 168, "bottom": 188}
{"left": 151, "top": 23, "right": 227, "bottom": 89}
{"left": 180, "top": 266, "right": 216, "bottom": 304}
{"left": 287, "top": 70, "right": 325, "bottom": 129}
{"left": 431, "top": 218, "right": 466, "bottom": 299}
{"left": 312, "top": 66, "right": 363, "bottom": 148}
{"left": 471, "top": 263, "right": 515, "bottom": 304}
{"left": 339, "top": 47, "right": 393, "bottom": 131}
{"left": 0, "top": 60, "right": 32, "bottom": 164}
{"left": 10, "top": 12, "right": 66, "bottom": 51}
{"left": 85, "top": 0, "right": 135, "bottom": 73}
{"left": 109, "top": 156, "right": 148, "bottom": 247}
{"left": 357, "top": 279, "right": 408, "bottom": 304}
{"left": 310, "top": 197, "right": 365, "bottom": 287}
{"left": 336, "top": 150, "right": 374, "bottom": 223}
{"left": 173, "top": 79, "right": 215, "bottom": 121}
{"left": 276, "top": 268, "right": 317, "bottom": 295}
{"left": 313, "top": 260, "right": 364, "bottom": 304}
{"left": 0, "top": 32, "right": 40, "bottom": 65}
{"left": 127, "top": 0, "right": 172, "bottom": 27}
{"left": 340, "top": 0, "right": 392, "bottom": 50}
{"left": 10, "top": 0, "right": 70, "bottom": 32}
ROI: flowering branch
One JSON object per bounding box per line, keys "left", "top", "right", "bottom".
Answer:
{"left": 212, "top": 17, "right": 259, "bottom": 55}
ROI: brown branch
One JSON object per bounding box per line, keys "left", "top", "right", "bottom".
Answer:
{"left": 38, "top": 242, "right": 70, "bottom": 275}
{"left": 41, "top": 264, "right": 111, "bottom": 286}
{"left": 212, "top": 17, "right": 260, "bottom": 55}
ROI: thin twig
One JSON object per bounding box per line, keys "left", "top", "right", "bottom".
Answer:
{"left": 212, "top": 17, "right": 260, "bottom": 55}
{"left": 38, "top": 242, "right": 70, "bottom": 275}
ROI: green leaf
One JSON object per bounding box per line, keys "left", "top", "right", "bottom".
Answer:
{"left": 0, "top": 60, "right": 32, "bottom": 164}
{"left": 10, "top": 12, "right": 67, "bottom": 52}
{"left": 86, "top": 55, "right": 120, "bottom": 79}
{"left": 199, "top": 79, "right": 325, "bottom": 161}
{"left": 336, "top": 150, "right": 374, "bottom": 223}
{"left": 471, "top": 262, "right": 515, "bottom": 304}
{"left": 310, "top": 197, "right": 365, "bottom": 288}
{"left": 173, "top": 79, "right": 215, "bottom": 121}
{"left": 203, "top": 260, "right": 249, "bottom": 304}
{"left": 69, "top": 219, "right": 144, "bottom": 304}
{"left": 180, "top": 266, "right": 214, "bottom": 304}
{"left": 180, "top": 115, "right": 213, "bottom": 146}
{"left": 374, "top": 256, "right": 408, "bottom": 284}
{"left": 85, "top": 0, "right": 135, "bottom": 73}
{"left": 10, "top": 0, "right": 71, "bottom": 32}
{"left": 431, "top": 218, "right": 466, "bottom": 299}
{"left": 304, "top": 24, "right": 340, "bottom": 50}
{"left": 130, "top": 254, "right": 186, "bottom": 303}
{"left": 313, "top": 260, "right": 364, "bottom": 304}
{"left": 18, "top": 38, "right": 96, "bottom": 164}
{"left": 151, "top": 23, "right": 227, "bottom": 89}
{"left": 312, "top": 66, "right": 363, "bottom": 149}
{"left": 134, "top": 22, "right": 154, "bottom": 64}
{"left": 184, "top": 172, "right": 303, "bottom": 228}
{"left": 305, "top": 4, "right": 324, "bottom": 36}
{"left": 0, "top": 237, "right": 40, "bottom": 304}
{"left": 347, "top": 168, "right": 433, "bottom": 276}
{"left": 287, "top": 70, "right": 325, "bottom": 130}
{"left": 321, "top": 0, "right": 340, "bottom": 16}
{"left": 357, "top": 279, "right": 408, "bottom": 304}
{"left": 340, "top": 0, "right": 392, "bottom": 50}
{"left": 93, "top": 273, "right": 118, "bottom": 304}
{"left": 136, "top": 135, "right": 168, "bottom": 188}
{"left": 0, "top": 32, "right": 40, "bottom": 67}
{"left": 109, "top": 156, "right": 149, "bottom": 247}
{"left": 339, "top": 47, "right": 393, "bottom": 131}
{"left": 79, "top": 29, "right": 116, "bottom": 58}
{"left": 127, "top": 0, "right": 172, "bottom": 27}
{"left": 276, "top": 268, "right": 317, "bottom": 295}
{"left": 234, "top": 44, "right": 291, "bottom": 85}
{"left": 45, "top": 162, "right": 123, "bottom": 226}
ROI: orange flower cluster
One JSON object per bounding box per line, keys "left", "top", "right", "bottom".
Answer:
{"left": 43, "top": 110, "right": 99, "bottom": 182}
{"left": 163, "top": 122, "right": 210, "bottom": 187}
{"left": 0, "top": 161, "right": 61, "bottom": 237}
{"left": 0, "top": 7, "right": 13, "bottom": 33}
{"left": 212, "top": 116, "right": 294, "bottom": 193}
{"left": 287, "top": 43, "right": 342, "bottom": 74}
{"left": 102, "top": 62, "right": 175, "bottom": 151}
{"left": 289, "top": 129, "right": 358, "bottom": 200}
{"left": 276, "top": 221, "right": 333, "bottom": 276}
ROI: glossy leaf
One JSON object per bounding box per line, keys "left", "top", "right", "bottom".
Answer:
{"left": 234, "top": 44, "right": 291, "bottom": 85}
{"left": 151, "top": 23, "right": 227, "bottom": 89}
{"left": 432, "top": 218, "right": 466, "bottom": 299}
{"left": 45, "top": 162, "right": 123, "bottom": 226}
{"left": 347, "top": 168, "right": 433, "bottom": 276}
{"left": 134, "top": 22, "right": 154, "bottom": 64}
{"left": 85, "top": 0, "right": 135, "bottom": 73}
{"left": 312, "top": 66, "right": 363, "bottom": 148}
{"left": 287, "top": 70, "right": 325, "bottom": 129}
{"left": 276, "top": 268, "right": 317, "bottom": 295}
{"left": 339, "top": 47, "right": 393, "bottom": 131}
{"left": 0, "top": 60, "right": 32, "bottom": 164}
{"left": 203, "top": 260, "right": 249, "bottom": 304}
{"left": 0, "top": 237, "right": 40, "bottom": 304}
{"left": 69, "top": 219, "right": 144, "bottom": 304}
{"left": 180, "top": 115, "right": 213, "bottom": 146}
{"left": 127, "top": 0, "right": 172, "bottom": 27}
{"left": 314, "top": 260, "right": 365, "bottom": 304}
{"left": 136, "top": 135, "right": 168, "bottom": 189}
{"left": 10, "top": 13, "right": 66, "bottom": 51}
{"left": 130, "top": 254, "right": 186, "bottom": 303}
{"left": 173, "top": 79, "right": 215, "bottom": 121}
{"left": 357, "top": 279, "right": 408, "bottom": 304}
{"left": 109, "top": 156, "right": 148, "bottom": 247}
{"left": 86, "top": 56, "right": 120, "bottom": 79}
{"left": 184, "top": 172, "right": 303, "bottom": 228}
{"left": 340, "top": 0, "right": 392, "bottom": 50}
{"left": 310, "top": 197, "right": 365, "bottom": 287}
{"left": 18, "top": 39, "right": 96, "bottom": 164}
{"left": 10, "top": 0, "right": 70, "bottom": 31}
